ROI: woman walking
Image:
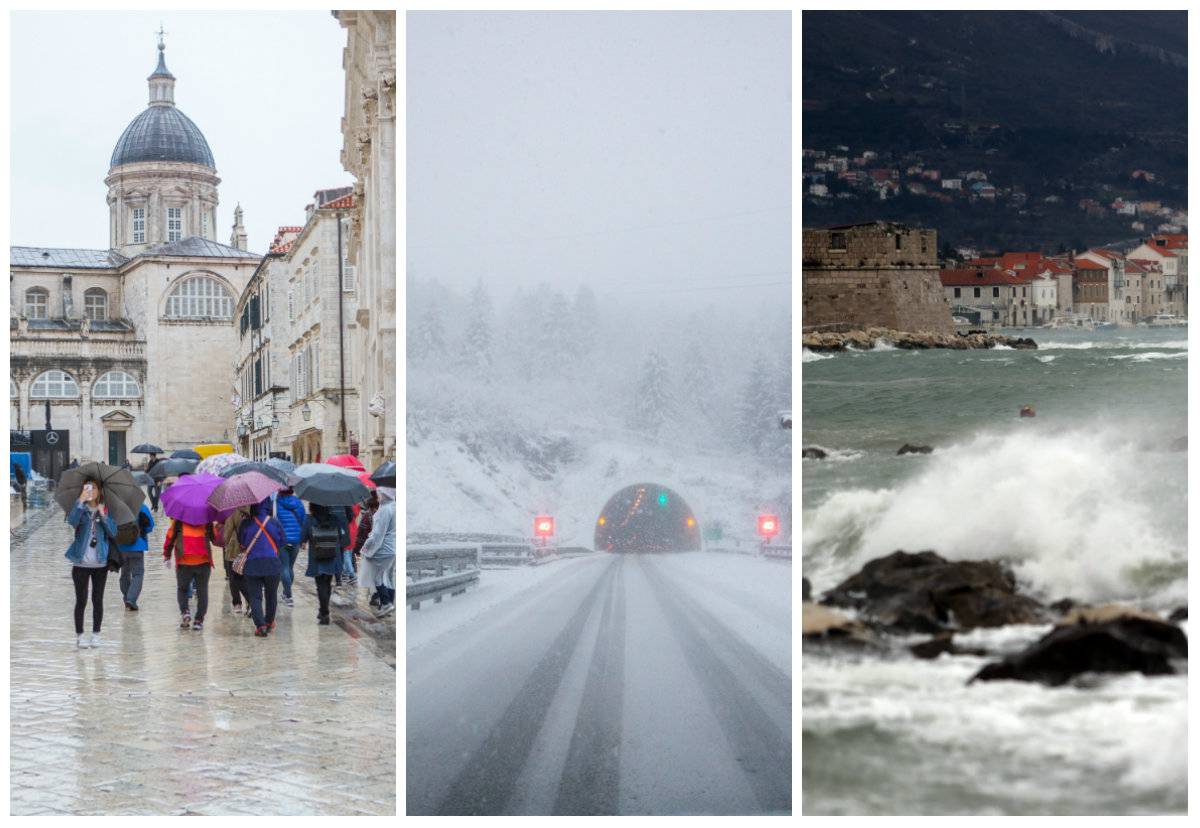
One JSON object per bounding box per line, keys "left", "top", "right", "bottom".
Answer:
{"left": 214, "top": 505, "right": 251, "bottom": 614}
{"left": 119, "top": 503, "right": 155, "bottom": 611}
{"left": 163, "top": 515, "right": 218, "bottom": 631}
{"left": 358, "top": 488, "right": 396, "bottom": 617}
{"left": 353, "top": 493, "right": 378, "bottom": 605}
{"left": 65, "top": 480, "right": 118, "bottom": 648}
{"left": 302, "top": 503, "right": 348, "bottom": 625}
{"left": 238, "top": 498, "right": 286, "bottom": 637}
{"left": 274, "top": 488, "right": 307, "bottom": 608}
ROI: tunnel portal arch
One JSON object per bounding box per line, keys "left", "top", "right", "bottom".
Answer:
{"left": 594, "top": 482, "right": 701, "bottom": 552}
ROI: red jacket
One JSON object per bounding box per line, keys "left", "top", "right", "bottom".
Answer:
{"left": 163, "top": 520, "right": 216, "bottom": 567}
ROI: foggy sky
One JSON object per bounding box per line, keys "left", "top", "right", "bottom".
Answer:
{"left": 9, "top": 11, "right": 352, "bottom": 255}
{"left": 407, "top": 11, "right": 791, "bottom": 306}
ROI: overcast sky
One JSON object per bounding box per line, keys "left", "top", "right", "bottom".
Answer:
{"left": 407, "top": 11, "right": 791, "bottom": 306}
{"left": 10, "top": 11, "right": 352, "bottom": 254}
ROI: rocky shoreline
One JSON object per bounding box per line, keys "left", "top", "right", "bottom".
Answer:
{"left": 803, "top": 550, "right": 1188, "bottom": 687}
{"left": 803, "top": 327, "right": 1037, "bottom": 352}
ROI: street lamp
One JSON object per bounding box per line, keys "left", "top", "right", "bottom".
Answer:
{"left": 271, "top": 414, "right": 280, "bottom": 430}
{"left": 301, "top": 402, "right": 311, "bottom": 422}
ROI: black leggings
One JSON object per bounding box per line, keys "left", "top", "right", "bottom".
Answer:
{"left": 315, "top": 574, "right": 333, "bottom": 619}
{"left": 72, "top": 566, "right": 108, "bottom": 635}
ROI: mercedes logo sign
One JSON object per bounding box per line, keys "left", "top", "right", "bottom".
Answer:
{"left": 45, "top": 431, "right": 59, "bottom": 445}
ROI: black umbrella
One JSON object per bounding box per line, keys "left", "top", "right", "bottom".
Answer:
{"left": 171, "top": 449, "right": 203, "bottom": 461}
{"left": 369, "top": 460, "right": 396, "bottom": 488}
{"left": 131, "top": 443, "right": 164, "bottom": 455}
{"left": 293, "top": 471, "right": 370, "bottom": 507}
{"left": 55, "top": 462, "right": 144, "bottom": 526}
{"left": 219, "top": 461, "right": 294, "bottom": 486}
{"left": 149, "top": 458, "right": 198, "bottom": 480}
{"left": 132, "top": 471, "right": 154, "bottom": 487}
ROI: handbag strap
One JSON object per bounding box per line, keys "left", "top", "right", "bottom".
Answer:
{"left": 252, "top": 517, "right": 279, "bottom": 556}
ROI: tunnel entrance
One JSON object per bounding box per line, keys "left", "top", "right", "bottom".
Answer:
{"left": 594, "top": 483, "right": 701, "bottom": 553}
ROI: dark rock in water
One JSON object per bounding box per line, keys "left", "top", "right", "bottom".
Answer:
{"left": 822, "top": 549, "right": 1046, "bottom": 633}
{"left": 910, "top": 633, "right": 990, "bottom": 660}
{"left": 1049, "top": 598, "right": 1078, "bottom": 615}
{"left": 969, "top": 609, "right": 1188, "bottom": 686}
{"left": 1169, "top": 606, "right": 1187, "bottom": 622}
{"left": 802, "top": 447, "right": 828, "bottom": 460}
{"left": 897, "top": 443, "right": 933, "bottom": 455}
{"left": 802, "top": 577, "right": 812, "bottom": 602}
{"left": 1170, "top": 435, "right": 1186, "bottom": 452}
{"left": 1009, "top": 337, "right": 1038, "bottom": 350}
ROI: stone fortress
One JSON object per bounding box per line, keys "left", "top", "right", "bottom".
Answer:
{"left": 802, "top": 221, "right": 954, "bottom": 334}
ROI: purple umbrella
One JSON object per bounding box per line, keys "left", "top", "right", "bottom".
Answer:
{"left": 207, "top": 471, "right": 284, "bottom": 515}
{"left": 160, "top": 473, "right": 224, "bottom": 525}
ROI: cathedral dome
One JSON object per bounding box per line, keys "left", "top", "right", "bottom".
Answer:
{"left": 110, "top": 105, "right": 215, "bottom": 168}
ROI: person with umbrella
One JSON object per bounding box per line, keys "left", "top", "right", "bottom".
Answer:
{"left": 161, "top": 475, "right": 222, "bottom": 631}
{"left": 64, "top": 479, "right": 118, "bottom": 648}
{"left": 301, "top": 503, "right": 350, "bottom": 625}
{"left": 358, "top": 489, "right": 396, "bottom": 616}
{"left": 273, "top": 487, "right": 308, "bottom": 608}
{"left": 236, "top": 498, "right": 286, "bottom": 637}
{"left": 118, "top": 502, "right": 154, "bottom": 611}
{"left": 214, "top": 505, "right": 251, "bottom": 615}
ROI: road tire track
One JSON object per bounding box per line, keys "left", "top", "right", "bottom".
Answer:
{"left": 553, "top": 554, "right": 626, "bottom": 814}
{"left": 638, "top": 555, "right": 791, "bottom": 814}
{"left": 431, "top": 556, "right": 618, "bottom": 815}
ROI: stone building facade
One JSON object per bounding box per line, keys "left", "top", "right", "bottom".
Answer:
{"left": 334, "top": 10, "right": 396, "bottom": 472}
{"left": 802, "top": 222, "right": 953, "bottom": 333}
{"left": 10, "top": 41, "right": 258, "bottom": 479}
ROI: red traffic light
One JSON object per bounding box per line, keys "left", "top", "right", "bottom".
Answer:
{"left": 534, "top": 516, "right": 555, "bottom": 538}
{"left": 757, "top": 514, "right": 779, "bottom": 538}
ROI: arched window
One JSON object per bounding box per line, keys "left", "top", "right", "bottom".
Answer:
{"left": 24, "top": 288, "right": 49, "bottom": 319}
{"left": 93, "top": 370, "right": 141, "bottom": 399}
{"left": 165, "top": 275, "right": 234, "bottom": 320}
{"left": 84, "top": 288, "right": 109, "bottom": 321}
{"left": 30, "top": 370, "right": 80, "bottom": 399}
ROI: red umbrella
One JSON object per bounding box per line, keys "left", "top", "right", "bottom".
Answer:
{"left": 326, "top": 454, "right": 365, "bottom": 472}
{"left": 357, "top": 471, "right": 377, "bottom": 489}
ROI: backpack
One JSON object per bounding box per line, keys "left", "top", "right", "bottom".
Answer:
{"left": 137, "top": 509, "right": 152, "bottom": 537}
{"left": 310, "top": 523, "right": 341, "bottom": 561}
{"left": 116, "top": 521, "right": 139, "bottom": 547}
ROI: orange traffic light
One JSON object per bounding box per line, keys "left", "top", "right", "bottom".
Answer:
{"left": 598, "top": 516, "right": 606, "bottom": 526}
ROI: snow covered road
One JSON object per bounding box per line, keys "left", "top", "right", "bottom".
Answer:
{"left": 406, "top": 552, "right": 791, "bottom": 815}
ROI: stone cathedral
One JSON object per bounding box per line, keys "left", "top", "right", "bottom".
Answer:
{"left": 10, "top": 38, "right": 259, "bottom": 479}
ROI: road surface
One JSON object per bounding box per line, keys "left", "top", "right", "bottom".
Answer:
{"left": 406, "top": 552, "right": 791, "bottom": 815}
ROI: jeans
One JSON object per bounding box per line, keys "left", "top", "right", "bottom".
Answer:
{"left": 243, "top": 573, "right": 280, "bottom": 629}
{"left": 341, "top": 549, "right": 355, "bottom": 579}
{"left": 72, "top": 566, "right": 108, "bottom": 634}
{"left": 176, "top": 564, "right": 210, "bottom": 621}
{"left": 118, "top": 552, "right": 145, "bottom": 606}
{"left": 315, "top": 574, "right": 333, "bottom": 619}
{"left": 280, "top": 543, "right": 299, "bottom": 598}
{"left": 224, "top": 560, "right": 244, "bottom": 606}
{"left": 149, "top": 483, "right": 160, "bottom": 512}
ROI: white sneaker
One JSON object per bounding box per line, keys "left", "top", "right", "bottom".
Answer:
{"left": 375, "top": 603, "right": 395, "bottom": 618}
{"left": 77, "top": 634, "right": 89, "bottom": 649}
{"left": 89, "top": 632, "right": 100, "bottom": 648}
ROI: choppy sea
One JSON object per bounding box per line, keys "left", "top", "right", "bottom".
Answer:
{"left": 801, "top": 326, "right": 1188, "bottom": 815}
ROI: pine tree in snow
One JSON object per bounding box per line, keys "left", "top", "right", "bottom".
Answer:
{"left": 460, "top": 279, "right": 494, "bottom": 374}
{"left": 629, "top": 350, "right": 674, "bottom": 435}
{"left": 737, "top": 355, "right": 777, "bottom": 455}
{"left": 410, "top": 305, "right": 447, "bottom": 364}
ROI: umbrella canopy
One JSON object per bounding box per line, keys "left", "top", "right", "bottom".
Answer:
{"left": 55, "top": 462, "right": 144, "bottom": 526}
{"left": 195, "top": 452, "right": 250, "bottom": 476}
{"left": 149, "top": 458, "right": 198, "bottom": 480}
{"left": 294, "top": 462, "right": 360, "bottom": 479}
{"left": 132, "top": 471, "right": 154, "bottom": 487}
{"left": 194, "top": 443, "right": 235, "bottom": 459}
{"left": 208, "top": 471, "right": 284, "bottom": 514}
{"left": 130, "top": 443, "right": 164, "bottom": 455}
{"left": 293, "top": 471, "right": 370, "bottom": 507}
{"left": 218, "top": 461, "right": 293, "bottom": 486}
{"left": 160, "top": 473, "right": 225, "bottom": 525}
{"left": 357, "top": 472, "right": 377, "bottom": 490}
{"left": 326, "top": 454, "right": 366, "bottom": 472}
{"left": 171, "top": 449, "right": 203, "bottom": 461}
{"left": 369, "top": 460, "right": 396, "bottom": 488}
{"left": 264, "top": 457, "right": 296, "bottom": 474}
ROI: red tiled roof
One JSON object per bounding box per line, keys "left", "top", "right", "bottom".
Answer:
{"left": 1149, "top": 234, "right": 1187, "bottom": 250}
{"left": 1129, "top": 258, "right": 1162, "bottom": 270}
{"left": 940, "top": 268, "right": 1024, "bottom": 287}
{"left": 1073, "top": 260, "right": 1107, "bottom": 272}
{"left": 322, "top": 193, "right": 355, "bottom": 210}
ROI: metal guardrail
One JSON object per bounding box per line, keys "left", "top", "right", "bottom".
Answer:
{"left": 706, "top": 541, "right": 792, "bottom": 560}
{"left": 407, "top": 544, "right": 480, "bottom": 609}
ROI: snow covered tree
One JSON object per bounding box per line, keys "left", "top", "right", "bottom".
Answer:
{"left": 569, "top": 284, "right": 600, "bottom": 364}
{"left": 459, "top": 278, "right": 494, "bottom": 375}
{"left": 736, "top": 355, "right": 777, "bottom": 455}
{"left": 629, "top": 349, "right": 674, "bottom": 436}
{"left": 410, "top": 305, "right": 447, "bottom": 365}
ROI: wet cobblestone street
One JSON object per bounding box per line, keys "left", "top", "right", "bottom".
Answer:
{"left": 10, "top": 503, "right": 396, "bottom": 815}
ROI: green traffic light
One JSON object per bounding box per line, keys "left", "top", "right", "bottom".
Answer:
{"left": 658, "top": 492, "right": 669, "bottom": 506}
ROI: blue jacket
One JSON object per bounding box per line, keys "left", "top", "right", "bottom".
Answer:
{"left": 275, "top": 494, "right": 307, "bottom": 544}
{"left": 118, "top": 504, "right": 155, "bottom": 553}
{"left": 65, "top": 502, "right": 118, "bottom": 566}
{"left": 237, "top": 500, "right": 285, "bottom": 577}
{"left": 303, "top": 506, "right": 348, "bottom": 578}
